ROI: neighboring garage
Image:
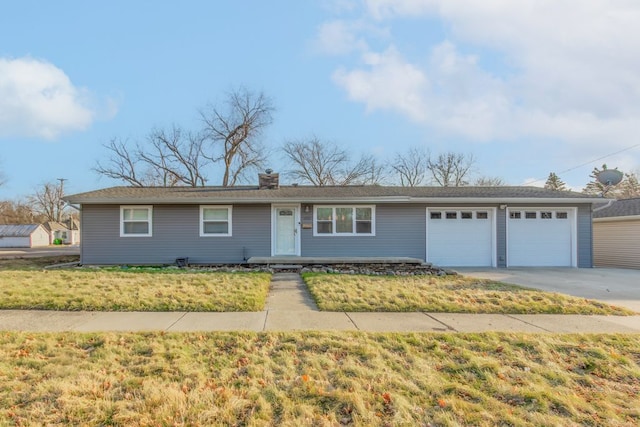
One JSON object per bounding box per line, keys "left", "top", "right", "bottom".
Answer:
{"left": 593, "top": 198, "right": 640, "bottom": 269}
{"left": 507, "top": 208, "right": 576, "bottom": 267}
{"left": 426, "top": 208, "right": 496, "bottom": 267}
{"left": 0, "top": 224, "right": 50, "bottom": 248}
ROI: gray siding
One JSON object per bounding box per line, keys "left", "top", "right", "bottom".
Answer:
{"left": 496, "top": 208, "right": 507, "bottom": 267}
{"left": 301, "top": 204, "right": 426, "bottom": 258}
{"left": 577, "top": 204, "right": 593, "bottom": 268}
{"left": 79, "top": 201, "right": 594, "bottom": 267}
{"left": 81, "top": 204, "right": 270, "bottom": 265}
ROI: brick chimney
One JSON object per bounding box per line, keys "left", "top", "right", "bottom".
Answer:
{"left": 258, "top": 169, "right": 279, "bottom": 189}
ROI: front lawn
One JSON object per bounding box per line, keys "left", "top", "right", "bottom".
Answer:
{"left": 0, "top": 269, "right": 271, "bottom": 311}
{"left": 1, "top": 331, "right": 639, "bottom": 426}
{"left": 304, "top": 273, "right": 634, "bottom": 315}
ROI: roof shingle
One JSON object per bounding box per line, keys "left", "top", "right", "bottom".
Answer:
{"left": 65, "top": 185, "right": 601, "bottom": 204}
{"left": 593, "top": 198, "right": 640, "bottom": 218}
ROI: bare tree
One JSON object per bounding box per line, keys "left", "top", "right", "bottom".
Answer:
{"left": 473, "top": 176, "right": 506, "bottom": 186}
{"left": 283, "top": 137, "right": 382, "bottom": 186}
{"left": 200, "top": 88, "right": 274, "bottom": 186}
{"left": 544, "top": 172, "right": 567, "bottom": 191}
{"left": 94, "top": 127, "right": 210, "bottom": 187}
{"left": 94, "top": 138, "right": 148, "bottom": 187}
{"left": 391, "top": 146, "right": 429, "bottom": 187}
{"left": 0, "top": 200, "right": 43, "bottom": 224}
{"left": 30, "top": 181, "right": 66, "bottom": 222}
{"left": 141, "top": 127, "right": 208, "bottom": 187}
{"left": 427, "top": 152, "right": 475, "bottom": 187}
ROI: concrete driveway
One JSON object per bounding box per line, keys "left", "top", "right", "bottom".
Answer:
{"left": 454, "top": 267, "right": 640, "bottom": 312}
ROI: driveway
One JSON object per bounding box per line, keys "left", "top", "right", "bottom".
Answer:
{"left": 0, "top": 245, "right": 80, "bottom": 259}
{"left": 454, "top": 267, "right": 640, "bottom": 313}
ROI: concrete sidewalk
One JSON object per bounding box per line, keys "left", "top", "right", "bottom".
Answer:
{"left": 1, "top": 273, "right": 639, "bottom": 333}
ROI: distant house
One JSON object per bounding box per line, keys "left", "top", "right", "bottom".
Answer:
{"left": 0, "top": 224, "right": 50, "bottom": 248}
{"left": 42, "top": 220, "right": 80, "bottom": 245}
{"left": 593, "top": 198, "right": 640, "bottom": 269}
{"left": 64, "top": 172, "right": 603, "bottom": 267}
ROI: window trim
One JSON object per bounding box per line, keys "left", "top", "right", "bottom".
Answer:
{"left": 120, "top": 205, "right": 153, "bottom": 237}
{"left": 313, "top": 205, "right": 375, "bottom": 236}
{"left": 200, "top": 205, "right": 233, "bottom": 237}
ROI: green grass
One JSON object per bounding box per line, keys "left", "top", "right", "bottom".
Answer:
{"left": 0, "top": 269, "right": 271, "bottom": 311}
{"left": 0, "top": 331, "right": 638, "bottom": 426}
{"left": 304, "top": 273, "right": 635, "bottom": 315}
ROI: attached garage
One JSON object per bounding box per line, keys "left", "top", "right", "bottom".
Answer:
{"left": 426, "top": 208, "right": 496, "bottom": 267}
{"left": 507, "top": 208, "right": 576, "bottom": 267}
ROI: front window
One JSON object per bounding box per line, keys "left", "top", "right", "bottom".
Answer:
{"left": 200, "top": 206, "right": 232, "bottom": 236}
{"left": 314, "top": 206, "right": 375, "bottom": 236}
{"left": 121, "top": 206, "right": 152, "bottom": 237}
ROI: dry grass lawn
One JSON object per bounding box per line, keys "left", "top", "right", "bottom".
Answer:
{"left": 304, "top": 273, "right": 634, "bottom": 315}
{"left": 0, "top": 269, "right": 271, "bottom": 311}
{"left": 1, "top": 331, "right": 638, "bottom": 426}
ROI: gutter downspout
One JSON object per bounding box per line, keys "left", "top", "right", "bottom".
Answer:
{"left": 592, "top": 199, "right": 616, "bottom": 212}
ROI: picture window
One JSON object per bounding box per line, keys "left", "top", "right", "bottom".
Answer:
{"left": 314, "top": 206, "right": 374, "bottom": 236}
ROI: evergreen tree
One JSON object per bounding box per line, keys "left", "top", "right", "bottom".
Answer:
{"left": 544, "top": 172, "right": 567, "bottom": 191}
{"left": 617, "top": 172, "right": 640, "bottom": 199}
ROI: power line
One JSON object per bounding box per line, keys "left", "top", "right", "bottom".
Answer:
{"left": 523, "top": 143, "right": 640, "bottom": 186}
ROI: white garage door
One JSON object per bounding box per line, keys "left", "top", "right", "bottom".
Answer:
{"left": 427, "top": 209, "right": 495, "bottom": 267}
{"left": 507, "top": 209, "right": 575, "bottom": 267}
{"left": 0, "top": 237, "right": 30, "bottom": 248}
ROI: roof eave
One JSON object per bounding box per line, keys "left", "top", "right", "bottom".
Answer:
{"left": 65, "top": 196, "right": 603, "bottom": 205}
{"left": 593, "top": 214, "right": 640, "bottom": 222}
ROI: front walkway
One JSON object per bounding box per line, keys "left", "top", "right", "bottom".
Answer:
{"left": 1, "top": 273, "right": 639, "bottom": 333}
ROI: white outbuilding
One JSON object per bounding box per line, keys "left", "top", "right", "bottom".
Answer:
{"left": 0, "top": 224, "right": 50, "bottom": 248}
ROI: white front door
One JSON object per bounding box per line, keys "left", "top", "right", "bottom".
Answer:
{"left": 273, "top": 206, "right": 299, "bottom": 255}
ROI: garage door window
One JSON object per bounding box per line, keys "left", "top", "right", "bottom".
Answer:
{"left": 525, "top": 212, "right": 537, "bottom": 219}
{"left": 430, "top": 212, "right": 442, "bottom": 219}
{"left": 556, "top": 212, "right": 568, "bottom": 219}
{"left": 476, "top": 211, "right": 488, "bottom": 219}
{"left": 541, "top": 212, "right": 553, "bottom": 219}
{"left": 461, "top": 212, "right": 473, "bottom": 219}
{"left": 446, "top": 212, "right": 457, "bottom": 219}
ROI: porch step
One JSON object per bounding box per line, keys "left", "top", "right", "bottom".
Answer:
{"left": 269, "top": 264, "right": 304, "bottom": 271}
{"left": 248, "top": 256, "right": 425, "bottom": 265}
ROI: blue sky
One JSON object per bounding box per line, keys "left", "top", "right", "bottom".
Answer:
{"left": 1, "top": 0, "right": 639, "bottom": 199}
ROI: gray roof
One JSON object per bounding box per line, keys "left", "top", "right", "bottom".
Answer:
{"left": 41, "top": 221, "right": 68, "bottom": 232}
{"left": 65, "top": 185, "right": 602, "bottom": 205}
{"left": 593, "top": 198, "right": 640, "bottom": 218}
{"left": 0, "top": 224, "right": 41, "bottom": 237}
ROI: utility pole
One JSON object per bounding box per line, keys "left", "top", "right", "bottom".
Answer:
{"left": 56, "top": 178, "right": 67, "bottom": 223}
{"left": 57, "top": 178, "right": 67, "bottom": 195}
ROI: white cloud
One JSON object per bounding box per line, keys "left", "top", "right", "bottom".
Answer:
{"left": 364, "top": 0, "right": 438, "bottom": 20}
{"left": 0, "top": 57, "right": 97, "bottom": 140}
{"left": 332, "top": 47, "right": 429, "bottom": 121}
{"left": 314, "top": 20, "right": 369, "bottom": 55}
{"left": 319, "top": 0, "right": 640, "bottom": 156}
